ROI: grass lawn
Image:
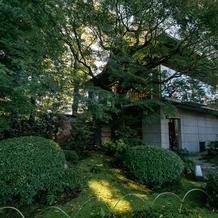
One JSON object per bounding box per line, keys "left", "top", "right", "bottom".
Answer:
{"left": 2, "top": 151, "right": 218, "bottom": 218}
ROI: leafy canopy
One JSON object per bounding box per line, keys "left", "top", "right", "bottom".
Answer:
{"left": 1, "top": 0, "right": 218, "bottom": 134}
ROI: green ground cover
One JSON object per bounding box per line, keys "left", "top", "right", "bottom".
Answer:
{"left": 1, "top": 151, "right": 218, "bottom": 218}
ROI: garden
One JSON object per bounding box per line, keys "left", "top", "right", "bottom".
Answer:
{"left": 0, "top": 118, "right": 218, "bottom": 218}
{"left": 2, "top": 1, "right": 218, "bottom": 217}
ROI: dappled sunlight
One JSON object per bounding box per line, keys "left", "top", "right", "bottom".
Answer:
{"left": 88, "top": 179, "right": 132, "bottom": 212}
{"left": 84, "top": 151, "right": 152, "bottom": 214}
{"left": 182, "top": 178, "right": 206, "bottom": 188}
{"left": 112, "top": 168, "right": 151, "bottom": 193}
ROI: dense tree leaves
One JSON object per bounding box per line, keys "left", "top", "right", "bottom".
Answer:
{"left": 1, "top": 0, "right": 218, "bottom": 136}
{"left": 0, "top": 0, "right": 69, "bottom": 128}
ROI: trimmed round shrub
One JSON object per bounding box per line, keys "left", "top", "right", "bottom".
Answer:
{"left": 124, "top": 145, "right": 184, "bottom": 188}
{"left": 0, "top": 136, "right": 66, "bottom": 206}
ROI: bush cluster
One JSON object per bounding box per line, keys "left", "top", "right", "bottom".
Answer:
{"left": 171, "top": 147, "right": 193, "bottom": 160}
{"left": 103, "top": 124, "right": 146, "bottom": 160}
{"left": 103, "top": 137, "right": 146, "bottom": 160}
{"left": 1, "top": 112, "right": 52, "bottom": 140}
{"left": 171, "top": 147, "right": 195, "bottom": 178}
{"left": 205, "top": 173, "right": 218, "bottom": 209}
{"left": 0, "top": 136, "right": 69, "bottom": 206}
{"left": 64, "top": 149, "right": 80, "bottom": 165}
{"left": 183, "top": 159, "right": 195, "bottom": 178}
{"left": 62, "top": 120, "right": 93, "bottom": 157}
{"left": 207, "top": 134, "right": 218, "bottom": 149}
{"left": 124, "top": 145, "right": 184, "bottom": 188}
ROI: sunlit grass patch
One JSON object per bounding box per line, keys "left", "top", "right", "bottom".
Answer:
{"left": 7, "top": 150, "right": 218, "bottom": 218}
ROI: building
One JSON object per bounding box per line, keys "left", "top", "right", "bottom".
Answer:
{"left": 143, "top": 97, "right": 218, "bottom": 152}
{"left": 92, "top": 63, "right": 218, "bottom": 152}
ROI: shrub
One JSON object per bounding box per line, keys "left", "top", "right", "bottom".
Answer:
{"left": 62, "top": 120, "right": 93, "bottom": 157}
{"left": 207, "top": 136, "right": 218, "bottom": 156}
{"left": 171, "top": 147, "right": 195, "bottom": 178}
{"left": 183, "top": 159, "right": 195, "bottom": 178}
{"left": 1, "top": 112, "right": 52, "bottom": 140}
{"left": 207, "top": 134, "right": 218, "bottom": 149}
{"left": 103, "top": 138, "right": 127, "bottom": 159}
{"left": 124, "top": 145, "right": 184, "bottom": 188}
{"left": 171, "top": 147, "right": 193, "bottom": 160}
{"left": 205, "top": 173, "right": 218, "bottom": 209}
{"left": 103, "top": 137, "right": 146, "bottom": 160}
{"left": 0, "top": 136, "right": 67, "bottom": 206}
{"left": 63, "top": 167, "right": 81, "bottom": 194}
{"left": 64, "top": 150, "right": 80, "bottom": 165}
{"left": 103, "top": 124, "right": 147, "bottom": 161}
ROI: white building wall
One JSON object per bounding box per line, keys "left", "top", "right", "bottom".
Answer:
{"left": 142, "top": 107, "right": 218, "bottom": 152}
{"left": 178, "top": 109, "right": 218, "bottom": 152}
{"left": 160, "top": 118, "right": 170, "bottom": 149}
{"left": 142, "top": 119, "right": 162, "bottom": 146}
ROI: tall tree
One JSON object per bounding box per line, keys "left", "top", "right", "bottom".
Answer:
{"left": 34, "top": 0, "right": 218, "bottom": 129}
{"left": 2, "top": 0, "right": 218, "bottom": 138}
{"left": 0, "top": 0, "right": 69, "bottom": 129}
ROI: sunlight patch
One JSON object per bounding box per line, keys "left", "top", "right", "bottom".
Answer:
{"left": 113, "top": 169, "right": 150, "bottom": 193}
{"left": 88, "top": 179, "right": 132, "bottom": 212}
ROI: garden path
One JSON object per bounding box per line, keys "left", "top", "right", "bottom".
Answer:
{"left": 188, "top": 151, "right": 218, "bottom": 178}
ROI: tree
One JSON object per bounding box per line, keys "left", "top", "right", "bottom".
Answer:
{"left": 0, "top": 0, "right": 70, "bottom": 130}
{"left": 2, "top": 0, "right": 218, "bottom": 139}
{"left": 34, "top": 0, "right": 218, "bottom": 135}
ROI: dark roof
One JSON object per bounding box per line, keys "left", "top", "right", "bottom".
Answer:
{"left": 164, "top": 97, "right": 218, "bottom": 114}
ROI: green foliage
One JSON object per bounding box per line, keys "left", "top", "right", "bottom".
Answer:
{"left": 0, "top": 136, "right": 66, "bottom": 206}
{"left": 103, "top": 124, "right": 146, "bottom": 160}
{"left": 103, "top": 137, "right": 146, "bottom": 161}
{"left": 63, "top": 167, "right": 81, "bottom": 193}
{"left": 62, "top": 120, "right": 94, "bottom": 157}
{"left": 90, "top": 165, "right": 102, "bottom": 174}
{"left": 205, "top": 173, "right": 218, "bottom": 209}
{"left": 115, "top": 209, "right": 157, "bottom": 218}
{"left": 171, "top": 147, "right": 195, "bottom": 178}
{"left": 103, "top": 138, "right": 127, "bottom": 159}
{"left": 124, "top": 145, "right": 184, "bottom": 188}
{"left": 2, "top": 0, "right": 218, "bottom": 145}
{"left": 172, "top": 147, "right": 193, "bottom": 160}
{"left": 63, "top": 150, "right": 79, "bottom": 165}
{"left": 183, "top": 159, "right": 195, "bottom": 178}
{"left": 0, "top": 112, "right": 53, "bottom": 141}
{"left": 0, "top": 0, "right": 70, "bottom": 128}
{"left": 207, "top": 135, "right": 218, "bottom": 156}
{"left": 207, "top": 136, "right": 218, "bottom": 149}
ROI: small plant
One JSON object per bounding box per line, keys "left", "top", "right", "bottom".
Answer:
{"left": 64, "top": 150, "right": 80, "bottom": 165}
{"left": 63, "top": 167, "right": 81, "bottom": 194}
{"left": 183, "top": 159, "right": 195, "bottom": 178}
{"left": 207, "top": 135, "right": 218, "bottom": 150}
{"left": 171, "top": 147, "right": 193, "bottom": 160}
{"left": 124, "top": 145, "right": 184, "bottom": 188}
{"left": 103, "top": 125, "right": 146, "bottom": 161}
{"left": 207, "top": 136, "right": 218, "bottom": 156}
{"left": 205, "top": 173, "right": 218, "bottom": 209}
{"left": 62, "top": 120, "right": 94, "bottom": 157}
{"left": 103, "top": 138, "right": 127, "bottom": 160}
{"left": 90, "top": 165, "right": 101, "bottom": 174}
{"left": 0, "top": 136, "right": 67, "bottom": 206}
{"left": 171, "top": 147, "right": 195, "bottom": 178}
